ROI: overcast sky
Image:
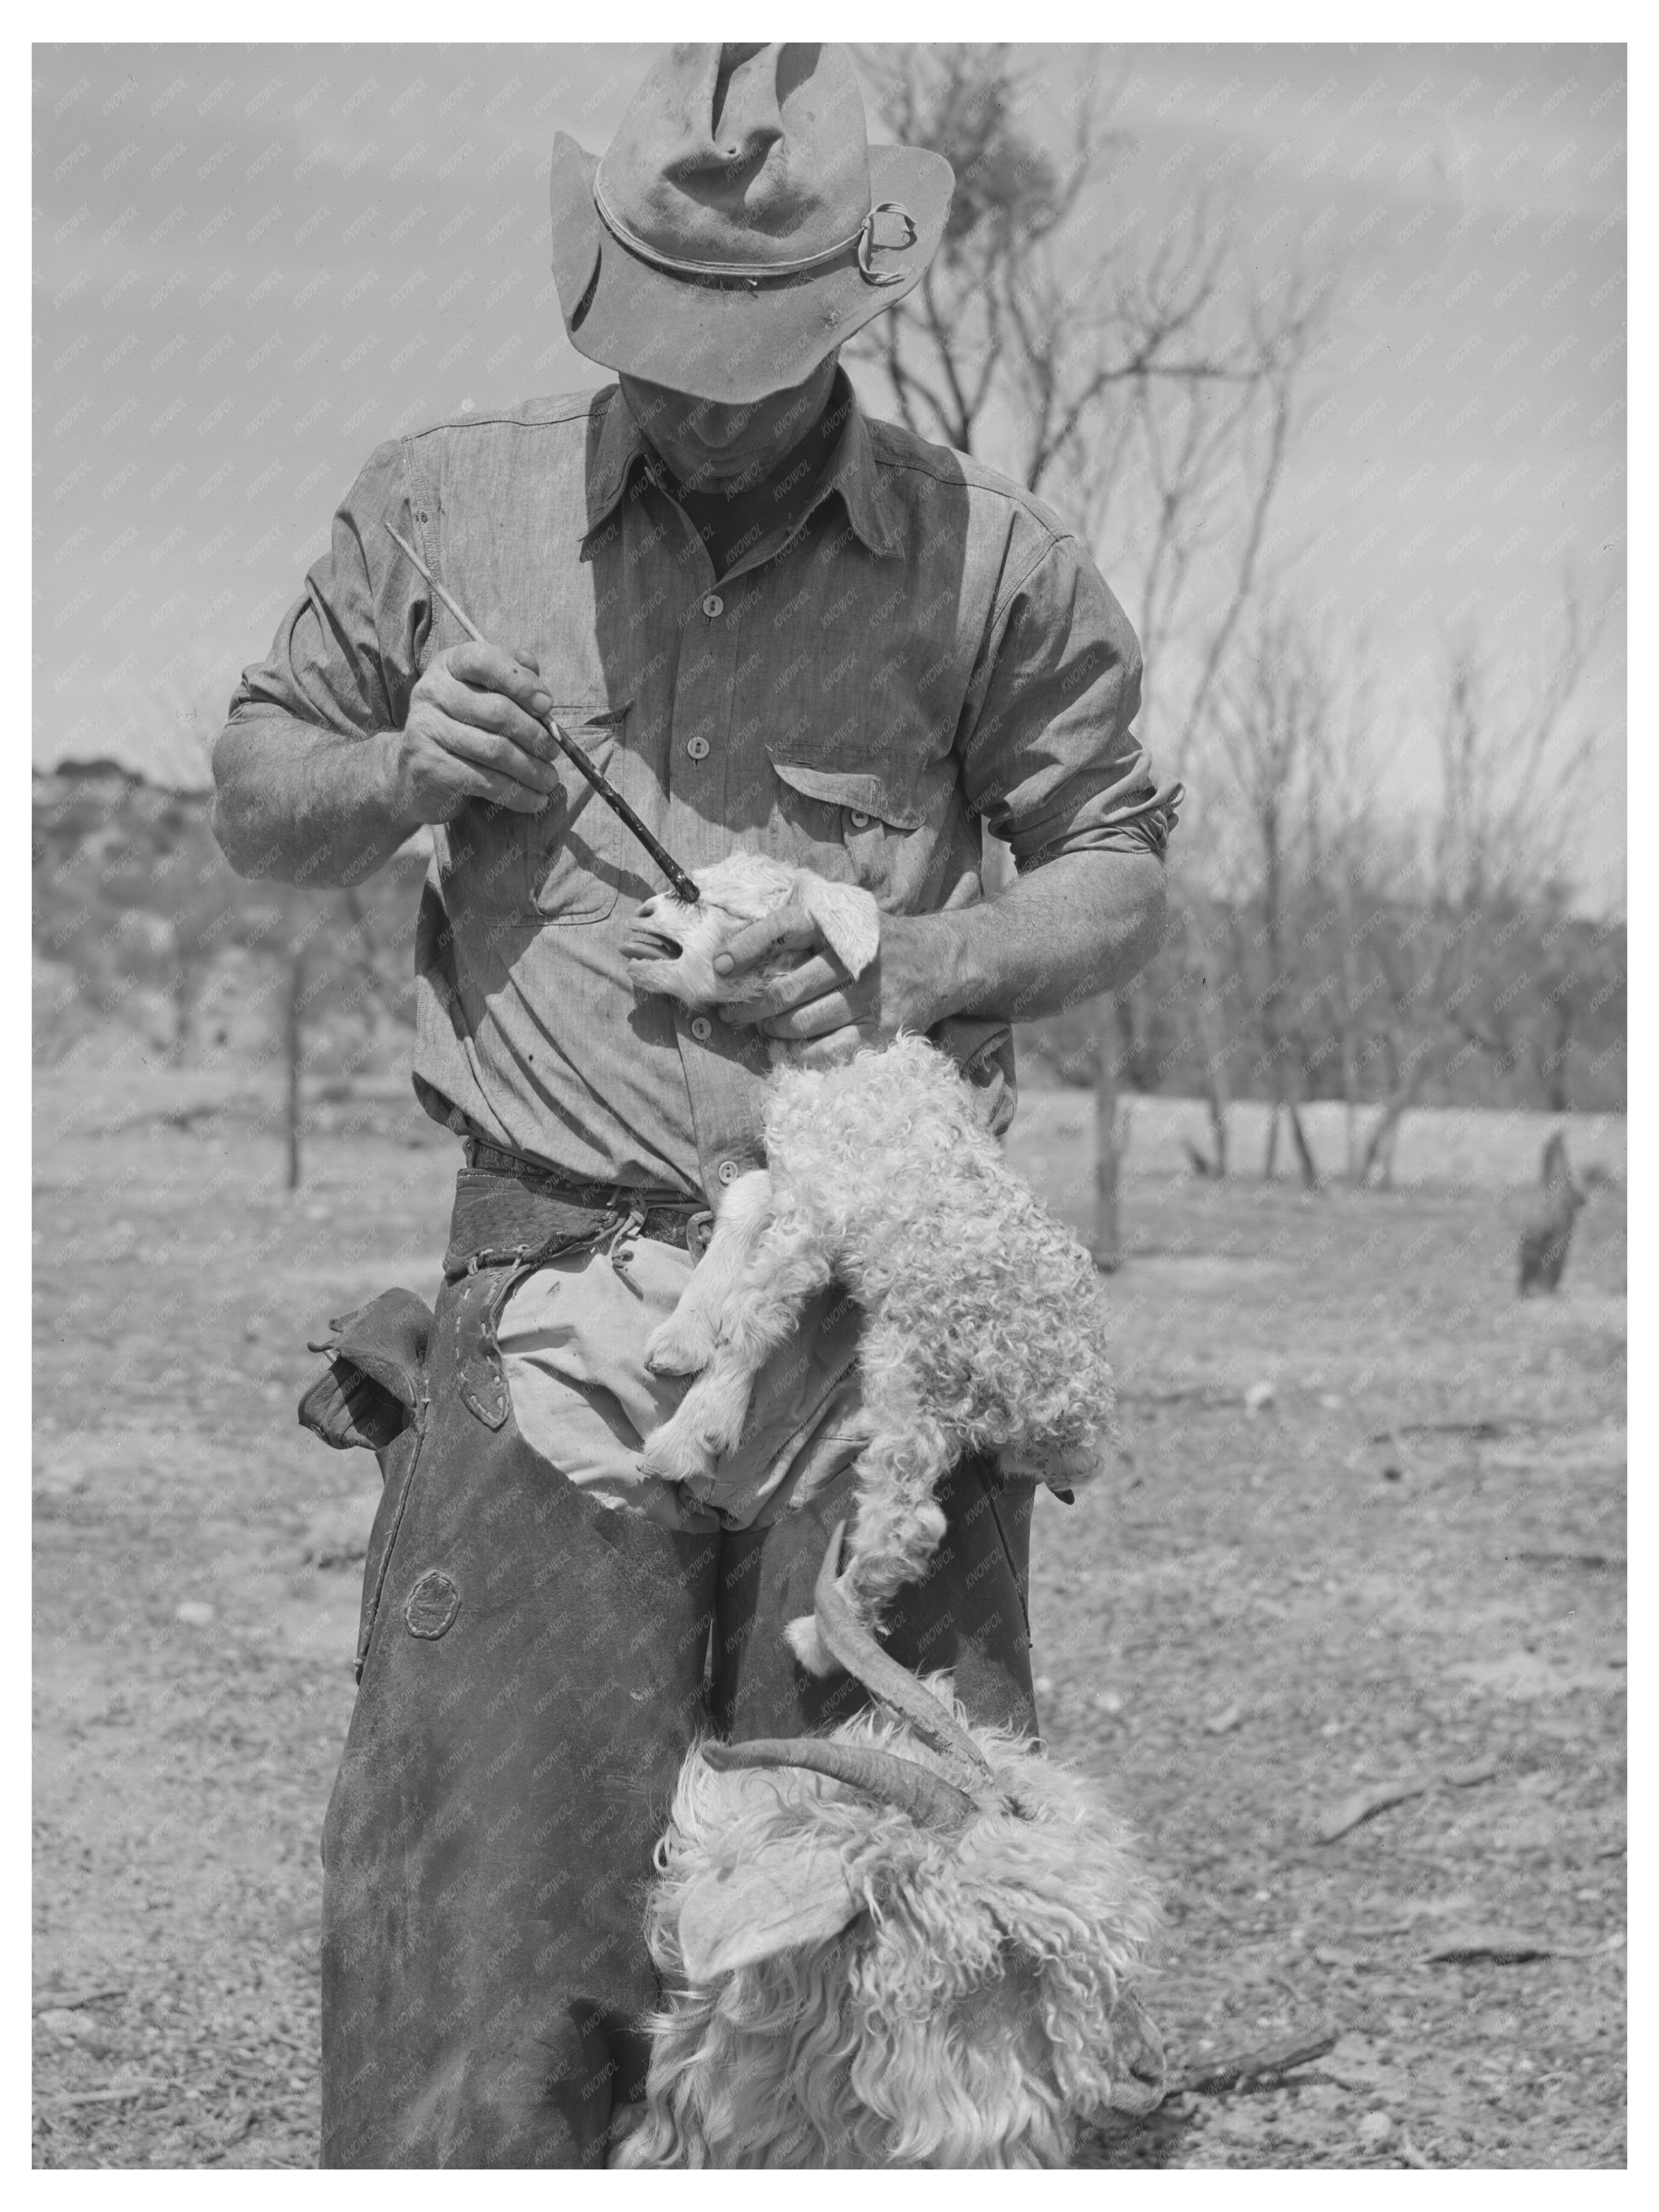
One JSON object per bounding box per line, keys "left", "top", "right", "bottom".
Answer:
{"left": 33, "top": 41, "right": 1626, "bottom": 907}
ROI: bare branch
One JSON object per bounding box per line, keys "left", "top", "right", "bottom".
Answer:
{"left": 1174, "top": 376, "right": 1296, "bottom": 774}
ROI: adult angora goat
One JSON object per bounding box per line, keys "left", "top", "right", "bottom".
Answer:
{"left": 613, "top": 1530, "right": 1165, "bottom": 2168}
{"left": 623, "top": 851, "right": 1116, "bottom": 1670}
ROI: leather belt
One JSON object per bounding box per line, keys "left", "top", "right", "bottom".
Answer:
{"left": 446, "top": 1144, "right": 713, "bottom": 1279}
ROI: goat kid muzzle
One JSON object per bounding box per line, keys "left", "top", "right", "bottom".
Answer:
{"left": 619, "top": 893, "right": 692, "bottom": 967}
{"left": 619, "top": 923, "right": 685, "bottom": 965}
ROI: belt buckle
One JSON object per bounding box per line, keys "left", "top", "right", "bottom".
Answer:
{"left": 686, "top": 1210, "right": 715, "bottom": 1263}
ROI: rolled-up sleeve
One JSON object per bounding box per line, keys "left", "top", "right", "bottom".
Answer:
{"left": 226, "top": 437, "right": 430, "bottom": 739}
{"left": 957, "top": 526, "right": 1181, "bottom": 868}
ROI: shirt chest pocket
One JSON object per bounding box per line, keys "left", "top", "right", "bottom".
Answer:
{"left": 766, "top": 753, "right": 926, "bottom": 903}
{"left": 445, "top": 704, "right": 630, "bottom": 927}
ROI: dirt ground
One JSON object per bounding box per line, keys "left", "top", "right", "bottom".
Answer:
{"left": 32, "top": 1072, "right": 1626, "bottom": 2169}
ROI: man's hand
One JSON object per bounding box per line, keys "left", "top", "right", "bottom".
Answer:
{"left": 715, "top": 907, "right": 956, "bottom": 1067}
{"left": 710, "top": 849, "right": 1168, "bottom": 1066}
{"left": 393, "top": 643, "right": 564, "bottom": 825}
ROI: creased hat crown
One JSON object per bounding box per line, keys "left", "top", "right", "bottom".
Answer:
{"left": 595, "top": 43, "right": 875, "bottom": 273}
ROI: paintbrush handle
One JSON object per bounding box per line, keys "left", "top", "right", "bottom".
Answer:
{"left": 541, "top": 717, "right": 702, "bottom": 902}
{"left": 384, "top": 524, "right": 701, "bottom": 904}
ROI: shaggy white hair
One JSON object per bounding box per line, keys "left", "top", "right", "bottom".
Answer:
{"left": 625, "top": 852, "right": 1116, "bottom": 1668}
{"left": 613, "top": 1659, "right": 1163, "bottom": 2169}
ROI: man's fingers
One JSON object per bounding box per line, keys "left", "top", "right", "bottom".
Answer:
{"left": 467, "top": 687, "right": 554, "bottom": 751}
{"left": 470, "top": 771, "right": 549, "bottom": 815}
{"left": 435, "top": 758, "right": 551, "bottom": 815}
{"left": 718, "top": 954, "right": 845, "bottom": 1026}
{"left": 711, "top": 907, "right": 821, "bottom": 980}
{"left": 427, "top": 660, "right": 552, "bottom": 747}
{"left": 786, "top": 1025, "right": 867, "bottom": 1069}
{"left": 444, "top": 639, "right": 554, "bottom": 717}
{"left": 418, "top": 670, "right": 560, "bottom": 785}
{"left": 757, "top": 989, "right": 857, "bottom": 1041}
{"left": 406, "top": 687, "right": 562, "bottom": 802}
{"left": 428, "top": 717, "right": 561, "bottom": 795}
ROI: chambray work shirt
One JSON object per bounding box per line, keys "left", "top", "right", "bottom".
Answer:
{"left": 228, "top": 377, "right": 1180, "bottom": 1200}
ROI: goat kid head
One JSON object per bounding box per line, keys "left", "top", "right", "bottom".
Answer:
{"left": 621, "top": 851, "right": 881, "bottom": 1010}
{"left": 623, "top": 1527, "right": 1164, "bottom": 2168}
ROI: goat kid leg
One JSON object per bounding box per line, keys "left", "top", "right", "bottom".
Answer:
{"left": 785, "top": 1359, "right": 957, "bottom": 1676}
{"left": 644, "top": 1170, "right": 774, "bottom": 1379}
{"left": 639, "top": 1221, "right": 838, "bottom": 1487}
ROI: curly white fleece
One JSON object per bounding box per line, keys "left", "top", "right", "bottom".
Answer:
{"left": 643, "top": 1026, "right": 1118, "bottom": 1663}
{"left": 614, "top": 1685, "right": 1164, "bottom": 2169}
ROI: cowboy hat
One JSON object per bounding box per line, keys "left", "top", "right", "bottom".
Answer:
{"left": 548, "top": 43, "right": 953, "bottom": 404}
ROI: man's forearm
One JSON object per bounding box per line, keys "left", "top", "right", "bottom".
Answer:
{"left": 922, "top": 848, "right": 1168, "bottom": 1028}
{"left": 211, "top": 714, "right": 417, "bottom": 885}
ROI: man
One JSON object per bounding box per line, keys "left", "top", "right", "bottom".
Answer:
{"left": 213, "top": 44, "right": 1179, "bottom": 2169}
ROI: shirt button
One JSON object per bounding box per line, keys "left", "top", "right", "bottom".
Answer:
{"left": 689, "top": 1015, "right": 712, "bottom": 1042}
{"left": 702, "top": 593, "right": 724, "bottom": 619}
{"left": 716, "top": 1159, "right": 740, "bottom": 1186}
{"left": 686, "top": 735, "right": 711, "bottom": 761}
{"left": 848, "top": 810, "right": 873, "bottom": 830}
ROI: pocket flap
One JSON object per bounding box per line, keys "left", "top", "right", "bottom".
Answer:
{"left": 767, "top": 751, "right": 925, "bottom": 831}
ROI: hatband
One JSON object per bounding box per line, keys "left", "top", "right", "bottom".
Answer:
{"left": 592, "top": 177, "right": 916, "bottom": 290}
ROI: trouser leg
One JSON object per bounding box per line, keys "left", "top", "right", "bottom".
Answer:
{"left": 711, "top": 1455, "right": 1038, "bottom": 1742}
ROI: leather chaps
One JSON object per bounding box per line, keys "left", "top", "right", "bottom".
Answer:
{"left": 309, "top": 1171, "right": 1038, "bottom": 2168}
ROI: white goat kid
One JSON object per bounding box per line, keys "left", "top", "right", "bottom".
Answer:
{"left": 623, "top": 851, "right": 1115, "bottom": 1671}
{"left": 613, "top": 1529, "right": 1165, "bottom": 2169}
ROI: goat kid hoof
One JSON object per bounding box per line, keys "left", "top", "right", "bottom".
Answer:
{"left": 639, "top": 1425, "right": 718, "bottom": 1486}
{"left": 644, "top": 1327, "right": 711, "bottom": 1378}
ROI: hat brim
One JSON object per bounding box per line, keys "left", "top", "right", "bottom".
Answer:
{"left": 548, "top": 136, "right": 952, "bottom": 404}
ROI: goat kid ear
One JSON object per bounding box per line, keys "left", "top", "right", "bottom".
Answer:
{"left": 677, "top": 1826, "right": 860, "bottom": 1982}
{"left": 792, "top": 874, "right": 882, "bottom": 979}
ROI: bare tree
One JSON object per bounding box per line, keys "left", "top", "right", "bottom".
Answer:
{"left": 238, "top": 875, "right": 420, "bottom": 1190}
{"left": 1120, "top": 251, "right": 1331, "bottom": 1184}
{"left": 852, "top": 43, "right": 1341, "bottom": 1215}
{"left": 1209, "top": 610, "right": 1333, "bottom": 1188}
{"left": 33, "top": 768, "right": 421, "bottom": 1188}
{"left": 33, "top": 774, "right": 245, "bottom": 1066}
{"left": 1354, "top": 576, "right": 1608, "bottom": 1184}
{"left": 1310, "top": 653, "right": 1387, "bottom": 1180}
{"left": 855, "top": 47, "right": 1330, "bottom": 523}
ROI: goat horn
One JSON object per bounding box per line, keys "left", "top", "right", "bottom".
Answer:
{"left": 811, "top": 1525, "right": 997, "bottom": 1789}
{"left": 703, "top": 1736, "right": 977, "bottom": 1833}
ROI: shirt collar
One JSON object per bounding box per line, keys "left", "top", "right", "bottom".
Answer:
{"left": 582, "top": 371, "right": 902, "bottom": 558}
{"left": 583, "top": 387, "right": 656, "bottom": 537}
{"left": 814, "top": 376, "right": 903, "bottom": 558}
